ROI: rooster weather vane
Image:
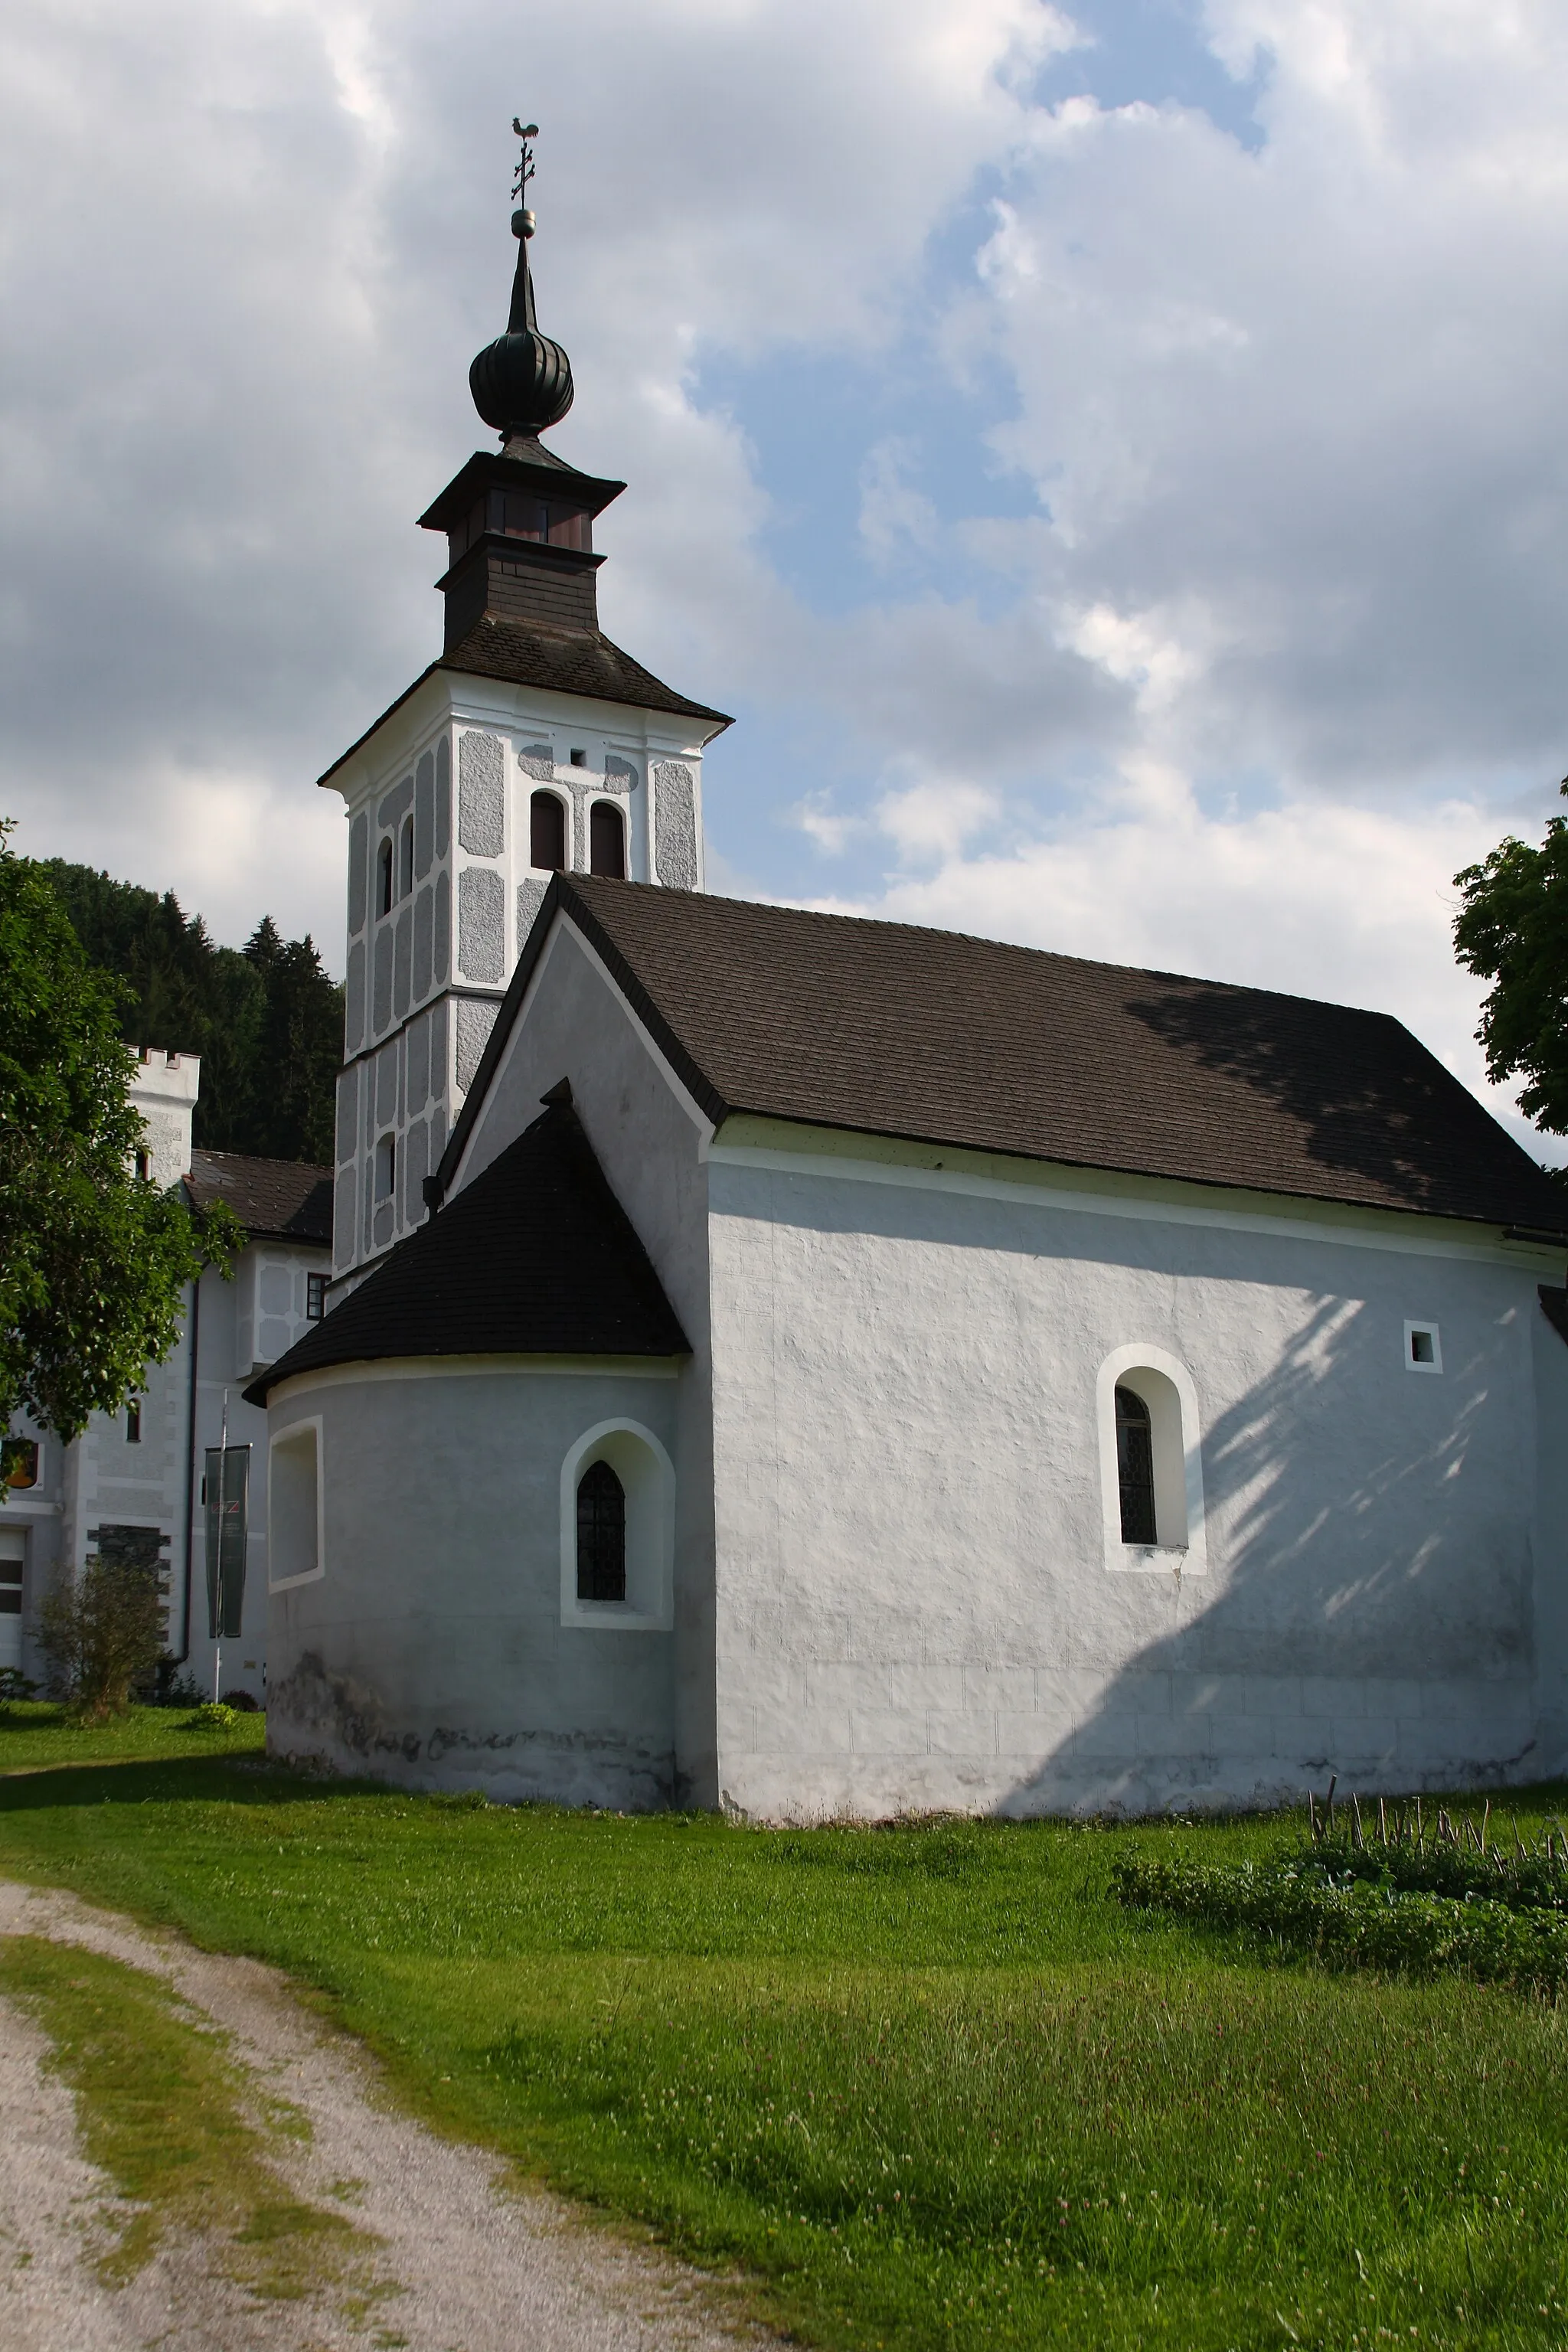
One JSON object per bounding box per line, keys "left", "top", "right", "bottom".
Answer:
{"left": 466, "top": 114, "right": 575, "bottom": 439}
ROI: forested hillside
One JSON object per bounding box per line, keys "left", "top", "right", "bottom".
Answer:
{"left": 37, "top": 862, "right": 341, "bottom": 1166}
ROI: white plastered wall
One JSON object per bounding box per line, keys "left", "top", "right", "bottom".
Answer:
{"left": 704, "top": 1123, "right": 1565, "bottom": 1820}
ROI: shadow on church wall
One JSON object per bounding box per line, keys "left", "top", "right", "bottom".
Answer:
{"left": 1002, "top": 1287, "right": 1537, "bottom": 1815}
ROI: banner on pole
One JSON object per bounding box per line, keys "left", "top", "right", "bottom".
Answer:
{"left": 204, "top": 1445, "right": 250, "bottom": 1641}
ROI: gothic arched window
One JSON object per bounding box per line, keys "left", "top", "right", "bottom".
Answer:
{"left": 399, "top": 813, "right": 414, "bottom": 899}
{"left": 377, "top": 836, "right": 394, "bottom": 917}
{"left": 1115, "top": 1385, "right": 1158, "bottom": 1546}
{"left": 589, "top": 800, "right": 626, "bottom": 878}
{"left": 576, "top": 1459, "right": 626, "bottom": 1601}
{"left": 530, "top": 790, "right": 567, "bottom": 872}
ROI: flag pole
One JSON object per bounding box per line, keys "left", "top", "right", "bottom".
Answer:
{"left": 214, "top": 1387, "right": 229, "bottom": 1702}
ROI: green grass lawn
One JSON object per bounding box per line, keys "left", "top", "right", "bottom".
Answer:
{"left": 1, "top": 1719, "right": 1566, "bottom": 2350}
{"left": 0, "top": 1699, "right": 266, "bottom": 1770}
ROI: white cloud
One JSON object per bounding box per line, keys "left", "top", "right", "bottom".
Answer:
{"left": 792, "top": 794, "right": 861, "bottom": 857}
{"left": 968, "top": 5, "right": 1568, "bottom": 792}
{"left": 858, "top": 438, "right": 940, "bottom": 569}
{"left": 0, "top": 0, "right": 1563, "bottom": 1183}
{"left": 876, "top": 776, "right": 1001, "bottom": 864}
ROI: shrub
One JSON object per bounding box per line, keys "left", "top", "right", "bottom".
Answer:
{"left": 1114, "top": 1851, "right": 1568, "bottom": 1997}
{"left": 219, "top": 1688, "right": 261, "bottom": 1713}
{"left": 188, "top": 1701, "right": 238, "bottom": 1730}
{"left": 38, "top": 1558, "right": 168, "bottom": 1720}
{"left": 1304, "top": 1783, "right": 1568, "bottom": 1911}
{"left": 152, "top": 1661, "right": 204, "bottom": 1709}
{"left": 0, "top": 1666, "right": 38, "bottom": 1702}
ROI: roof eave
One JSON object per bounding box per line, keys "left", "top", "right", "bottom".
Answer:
{"left": 317, "top": 642, "right": 732, "bottom": 795}
{"left": 705, "top": 1106, "right": 1568, "bottom": 1241}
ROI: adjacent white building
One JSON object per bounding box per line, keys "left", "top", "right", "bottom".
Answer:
{"left": 2, "top": 1050, "right": 332, "bottom": 1704}
{"left": 247, "top": 186, "right": 1568, "bottom": 1818}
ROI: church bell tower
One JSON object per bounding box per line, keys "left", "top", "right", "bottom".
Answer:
{"left": 320, "top": 123, "right": 731, "bottom": 1293}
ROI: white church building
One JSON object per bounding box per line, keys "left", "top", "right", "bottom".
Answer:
{"left": 250, "top": 158, "right": 1568, "bottom": 1818}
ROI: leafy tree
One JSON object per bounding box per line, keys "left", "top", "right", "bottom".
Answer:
{"left": 37, "top": 861, "right": 342, "bottom": 1164}
{"left": 38, "top": 1554, "right": 168, "bottom": 1717}
{"left": 0, "top": 823, "right": 236, "bottom": 1442}
{"left": 1453, "top": 781, "right": 1568, "bottom": 1143}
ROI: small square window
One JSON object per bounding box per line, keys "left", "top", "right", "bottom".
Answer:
{"left": 305, "top": 1272, "right": 326, "bottom": 1321}
{"left": 1405, "top": 1321, "right": 1442, "bottom": 1374}
{"left": 569, "top": 747, "right": 587, "bottom": 767}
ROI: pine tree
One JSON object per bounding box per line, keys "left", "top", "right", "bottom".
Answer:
{"left": 32, "top": 862, "right": 342, "bottom": 1165}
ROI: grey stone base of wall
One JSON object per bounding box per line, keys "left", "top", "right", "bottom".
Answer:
{"left": 265, "top": 1651, "right": 675, "bottom": 1811}
{"left": 267, "top": 1718, "right": 676, "bottom": 1811}
{"left": 721, "top": 1730, "right": 1555, "bottom": 1824}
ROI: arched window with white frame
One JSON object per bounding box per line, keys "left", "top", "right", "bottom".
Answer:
{"left": 1096, "top": 1344, "right": 1207, "bottom": 1574}
{"left": 560, "top": 1419, "right": 674, "bottom": 1629}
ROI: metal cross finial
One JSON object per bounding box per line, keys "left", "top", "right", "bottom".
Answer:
{"left": 511, "top": 118, "right": 538, "bottom": 210}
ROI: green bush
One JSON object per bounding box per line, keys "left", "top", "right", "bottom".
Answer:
{"left": 1312, "top": 1832, "right": 1568, "bottom": 1911}
{"left": 188, "top": 1701, "right": 237, "bottom": 1730}
{"left": 38, "top": 1560, "right": 168, "bottom": 1720}
{"left": 1114, "top": 1850, "right": 1568, "bottom": 1996}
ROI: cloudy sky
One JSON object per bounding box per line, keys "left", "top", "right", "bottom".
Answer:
{"left": 2, "top": 0, "right": 1566, "bottom": 1158}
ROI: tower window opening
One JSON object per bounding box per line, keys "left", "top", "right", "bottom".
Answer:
{"left": 399, "top": 814, "right": 414, "bottom": 899}
{"left": 134, "top": 1148, "right": 151, "bottom": 1182}
{"left": 576, "top": 1459, "right": 626, "bottom": 1602}
{"left": 1115, "top": 1385, "right": 1158, "bottom": 1546}
{"left": 377, "top": 837, "right": 394, "bottom": 917}
{"left": 374, "top": 1132, "right": 396, "bottom": 1202}
{"left": 530, "top": 791, "right": 567, "bottom": 872}
{"left": 126, "top": 1399, "right": 142, "bottom": 1445}
{"left": 590, "top": 801, "right": 626, "bottom": 879}
{"left": 305, "top": 1272, "right": 326, "bottom": 1321}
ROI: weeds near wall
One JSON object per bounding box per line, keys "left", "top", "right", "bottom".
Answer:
{"left": 1116, "top": 1780, "right": 1568, "bottom": 1997}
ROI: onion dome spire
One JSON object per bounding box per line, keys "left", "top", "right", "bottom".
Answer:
{"left": 469, "top": 119, "right": 574, "bottom": 443}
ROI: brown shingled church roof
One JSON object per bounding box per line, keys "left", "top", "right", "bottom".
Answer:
{"left": 443, "top": 877, "right": 1568, "bottom": 1240}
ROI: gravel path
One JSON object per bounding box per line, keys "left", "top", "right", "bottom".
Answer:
{"left": 0, "top": 1880, "right": 772, "bottom": 2351}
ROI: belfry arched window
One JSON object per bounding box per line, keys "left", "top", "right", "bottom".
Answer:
{"left": 377, "top": 836, "right": 394, "bottom": 917}
{"left": 531, "top": 790, "right": 567, "bottom": 872}
{"left": 577, "top": 1459, "right": 626, "bottom": 1602}
{"left": 399, "top": 813, "right": 414, "bottom": 898}
{"left": 589, "top": 800, "right": 626, "bottom": 878}
{"left": 1114, "top": 1385, "right": 1158, "bottom": 1546}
